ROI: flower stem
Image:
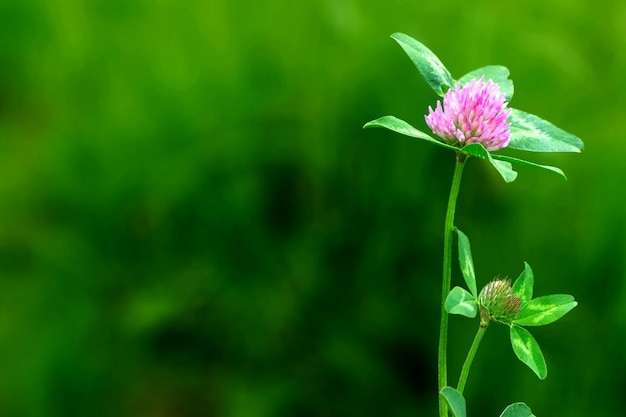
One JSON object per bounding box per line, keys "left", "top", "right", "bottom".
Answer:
{"left": 438, "top": 153, "right": 466, "bottom": 417}
{"left": 457, "top": 323, "right": 488, "bottom": 394}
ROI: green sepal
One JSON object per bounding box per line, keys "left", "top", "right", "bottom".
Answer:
{"left": 510, "top": 326, "right": 547, "bottom": 379}
{"left": 512, "top": 262, "right": 534, "bottom": 305}
{"left": 462, "top": 143, "right": 518, "bottom": 182}
{"left": 455, "top": 228, "right": 477, "bottom": 297}
{"left": 440, "top": 387, "right": 466, "bottom": 417}
{"left": 391, "top": 33, "right": 455, "bottom": 96}
{"left": 514, "top": 294, "right": 577, "bottom": 326}
{"left": 363, "top": 116, "right": 458, "bottom": 151}
{"left": 500, "top": 402, "right": 536, "bottom": 417}
{"left": 458, "top": 65, "right": 514, "bottom": 101}
{"left": 508, "top": 108, "right": 584, "bottom": 153}
{"left": 491, "top": 154, "right": 567, "bottom": 180}
{"left": 445, "top": 287, "right": 478, "bottom": 318}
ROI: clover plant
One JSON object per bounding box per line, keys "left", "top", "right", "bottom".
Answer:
{"left": 364, "top": 33, "right": 583, "bottom": 417}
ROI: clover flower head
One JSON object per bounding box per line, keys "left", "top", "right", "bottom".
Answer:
{"left": 424, "top": 77, "right": 512, "bottom": 151}
{"left": 478, "top": 278, "right": 521, "bottom": 325}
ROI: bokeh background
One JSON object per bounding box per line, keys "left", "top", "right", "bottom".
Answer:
{"left": 0, "top": 0, "right": 624, "bottom": 415}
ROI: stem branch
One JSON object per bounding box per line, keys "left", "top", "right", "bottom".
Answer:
{"left": 457, "top": 324, "right": 488, "bottom": 394}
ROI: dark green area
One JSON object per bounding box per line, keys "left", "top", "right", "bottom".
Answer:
{"left": 0, "top": 0, "right": 623, "bottom": 415}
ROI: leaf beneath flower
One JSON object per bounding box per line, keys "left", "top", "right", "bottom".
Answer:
{"left": 390, "top": 33, "right": 455, "bottom": 97}
{"left": 510, "top": 326, "right": 547, "bottom": 379}
{"left": 491, "top": 154, "right": 567, "bottom": 180}
{"left": 462, "top": 143, "right": 518, "bottom": 183}
{"left": 363, "top": 116, "right": 458, "bottom": 151}
{"left": 458, "top": 65, "right": 514, "bottom": 101}
{"left": 508, "top": 108, "right": 584, "bottom": 152}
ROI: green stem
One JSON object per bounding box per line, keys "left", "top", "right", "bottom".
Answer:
{"left": 438, "top": 154, "right": 466, "bottom": 417}
{"left": 457, "top": 323, "right": 488, "bottom": 394}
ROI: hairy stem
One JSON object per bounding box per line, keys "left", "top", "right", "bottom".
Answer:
{"left": 438, "top": 154, "right": 466, "bottom": 417}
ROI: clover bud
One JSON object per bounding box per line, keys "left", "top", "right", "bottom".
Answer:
{"left": 478, "top": 278, "right": 521, "bottom": 326}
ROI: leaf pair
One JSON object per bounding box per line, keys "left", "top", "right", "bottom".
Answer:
{"left": 441, "top": 386, "right": 536, "bottom": 417}
{"left": 445, "top": 229, "right": 577, "bottom": 379}
{"left": 508, "top": 263, "right": 577, "bottom": 379}
{"left": 445, "top": 228, "right": 479, "bottom": 318}
{"left": 363, "top": 33, "right": 584, "bottom": 182}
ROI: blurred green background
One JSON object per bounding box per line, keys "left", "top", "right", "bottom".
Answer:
{"left": 0, "top": 0, "right": 623, "bottom": 415}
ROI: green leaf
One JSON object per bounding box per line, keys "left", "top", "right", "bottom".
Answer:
{"left": 507, "top": 108, "right": 584, "bottom": 153}
{"left": 440, "top": 387, "right": 466, "bottom": 417}
{"left": 445, "top": 287, "right": 478, "bottom": 318}
{"left": 456, "top": 228, "right": 477, "bottom": 297}
{"left": 462, "top": 143, "right": 518, "bottom": 182}
{"left": 363, "top": 116, "right": 459, "bottom": 151}
{"left": 390, "top": 33, "right": 455, "bottom": 96}
{"left": 512, "top": 262, "right": 534, "bottom": 305}
{"left": 490, "top": 159, "right": 518, "bottom": 183}
{"left": 500, "top": 403, "right": 536, "bottom": 417}
{"left": 458, "top": 65, "right": 514, "bottom": 101}
{"left": 510, "top": 326, "right": 547, "bottom": 379}
{"left": 514, "top": 294, "right": 577, "bottom": 326}
{"left": 491, "top": 154, "right": 567, "bottom": 180}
